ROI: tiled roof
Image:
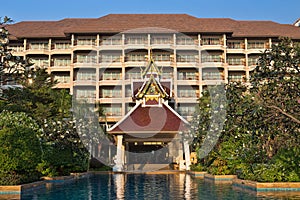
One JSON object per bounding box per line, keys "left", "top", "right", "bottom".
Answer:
{"left": 108, "top": 102, "right": 189, "bottom": 134}
{"left": 6, "top": 14, "right": 300, "bottom": 39}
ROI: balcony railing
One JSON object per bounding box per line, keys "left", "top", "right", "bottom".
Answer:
{"left": 227, "top": 42, "right": 244, "bottom": 49}
{"left": 201, "top": 38, "right": 222, "bottom": 45}
{"left": 178, "top": 73, "right": 198, "bottom": 80}
{"left": 201, "top": 56, "right": 223, "bottom": 63}
{"left": 125, "top": 38, "right": 147, "bottom": 45}
{"left": 247, "top": 42, "right": 266, "bottom": 49}
{"left": 227, "top": 58, "right": 245, "bottom": 65}
{"left": 177, "top": 55, "right": 198, "bottom": 63}
{"left": 101, "top": 38, "right": 122, "bottom": 46}
{"left": 29, "top": 43, "right": 49, "bottom": 50}
{"left": 54, "top": 43, "right": 71, "bottom": 50}
{"left": 202, "top": 72, "right": 224, "bottom": 80}
{"left": 178, "top": 91, "right": 198, "bottom": 98}
{"left": 176, "top": 38, "right": 197, "bottom": 45}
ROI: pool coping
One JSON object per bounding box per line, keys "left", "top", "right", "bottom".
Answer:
{"left": 0, "top": 172, "right": 92, "bottom": 199}
{"left": 2, "top": 171, "right": 300, "bottom": 198}
{"left": 232, "top": 178, "right": 300, "bottom": 192}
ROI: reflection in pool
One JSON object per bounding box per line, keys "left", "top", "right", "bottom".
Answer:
{"left": 21, "top": 173, "right": 297, "bottom": 200}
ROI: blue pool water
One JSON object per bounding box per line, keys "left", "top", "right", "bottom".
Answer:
{"left": 21, "top": 174, "right": 300, "bottom": 200}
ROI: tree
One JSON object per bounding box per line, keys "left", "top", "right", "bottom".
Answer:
{"left": 0, "top": 17, "right": 31, "bottom": 98}
{"left": 191, "top": 38, "right": 300, "bottom": 181}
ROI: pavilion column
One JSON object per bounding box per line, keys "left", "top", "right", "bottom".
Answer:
{"left": 114, "top": 135, "right": 124, "bottom": 172}
{"left": 183, "top": 139, "right": 191, "bottom": 171}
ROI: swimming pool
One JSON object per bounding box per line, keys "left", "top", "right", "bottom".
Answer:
{"left": 21, "top": 173, "right": 298, "bottom": 200}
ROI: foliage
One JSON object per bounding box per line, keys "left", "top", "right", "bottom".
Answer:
{"left": 0, "top": 16, "right": 31, "bottom": 97}
{"left": 190, "top": 163, "right": 206, "bottom": 172}
{"left": 191, "top": 38, "right": 300, "bottom": 181}
{"left": 38, "top": 118, "right": 90, "bottom": 177}
{"left": 0, "top": 111, "right": 42, "bottom": 185}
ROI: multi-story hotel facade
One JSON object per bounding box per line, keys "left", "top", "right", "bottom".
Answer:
{"left": 5, "top": 14, "right": 300, "bottom": 170}
{"left": 6, "top": 14, "right": 300, "bottom": 124}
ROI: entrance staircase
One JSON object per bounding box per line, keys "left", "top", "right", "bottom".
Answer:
{"left": 126, "top": 164, "right": 170, "bottom": 172}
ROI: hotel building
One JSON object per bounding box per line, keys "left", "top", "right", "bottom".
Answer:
{"left": 6, "top": 14, "right": 300, "bottom": 124}
{"left": 6, "top": 14, "right": 300, "bottom": 170}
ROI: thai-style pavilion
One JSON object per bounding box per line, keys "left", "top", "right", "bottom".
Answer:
{"left": 107, "top": 56, "right": 191, "bottom": 172}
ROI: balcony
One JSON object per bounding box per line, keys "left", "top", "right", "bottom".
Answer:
{"left": 51, "top": 43, "right": 72, "bottom": 54}
{"left": 99, "top": 73, "right": 122, "bottom": 85}
{"left": 227, "top": 58, "right": 246, "bottom": 70}
{"left": 50, "top": 65, "right": 70, "bottom": 72}
{"left": 26, "top": 43, "right": 49, "bottom": 54}
{"left": 100, "top": 38, "right": 122, "bottom": 50}
{"left": 150, "top": 38, "right": 173, "bottom": 49}
{"left": 176, "top": 38, "right": 198, "bottom": 50}
{"left": 228, "top": 75, "right": 246, "bottom": 83}
{"left": 201, "top": 38, "right": 224, "bottom": 50}
{"left": 226, "top": 42, "right": 245, "bottom": 54}
{"left": 247, "top": 42, "right": 267, "bottom": 54}
{"left": 73, "top": 39, "right": 97, "bottom": 51}
{"left": 124, "top": 37, "right": 148, "bottom": 49}
{"left": 9, "top": 46, "right": 25, "bottom": 56}
{"left": 74, "top": 79, "right": 97, "bottom": 86}
{"left": 201, "top": 56, "right": 224, "bottom": 68}
{"left": 74, "top": 56, "right": 98, "bottom": 68}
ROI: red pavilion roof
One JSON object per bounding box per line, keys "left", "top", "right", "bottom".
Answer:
{"left": 107, "top": 102, "right": 189, "bottom": 134}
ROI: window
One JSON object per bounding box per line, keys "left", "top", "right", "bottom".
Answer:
{"left": 100, "top": 54, "right": 121, "bottom": 63}
{"left": 153, "top": 53, "right": 171, "bottom": 62}
{"left": 101, "top": 87, "right": 122, "bottom": 98}
{"left": 102, "top": 71, "right": 122, "bottom": 80}
{"left": 227, "top": 57, "right": 244, "bottom": 65}
{"left": 101, "top": 37, "right": 122, "bottom": 45}
{"left": 53, "top": 58, "right": 71, "bottom": 66}
{"left": 55, "top": 42, "right": 70, "bottom": 49}
{"left": 177, "top": 87, "right": 198, "bottom": 98}
{"left": 248, "top": 57, "right": 259, "bottom": 66}
{"left": 9, "top": 45, "right": 24, "bottom": 52}
{"left": 102, "top": 104, "right": 122, "bottom": 116}
{"left": 76, "top": 54, "right": 97, "bottom": 63}
{"left": 76, "top": 89, "right": 96, "bottom": 99}
{"left": 125, "top": 70, "right": 141, "bottom": 79}
{"left": 151, "top": 36, "right": 172, "bottom": 45}
{"left": 178, "top": 104, "right": 196, "bottom": 116}
{"left": 202, "top": 71, "right": 224, "bottom": 80}
{"left": 125, "top": 36, "right": 147, "bottom": 45}
{"left": 77, "top": 37, "right": 96, "bottom": 46}
{"left": 125, "top": 53, "right": 147, "bottom": 62}
{"left": 227, "top": 41, "right": 243, "bottom": 49}
{"left": 178, "top": 71, "right": 197, "bottom": 80}
{"left": 76, "top": 71, "right": 96, "bottom": 81}
{"left": 202, "top": 37, "right": 221, "bottom": 45}
{"left": 228, "top": 73, "right": 244, "bottom": 82}
{"left": 176, "top": 36, "right": 196, "bottom": 45}
{"left": 125, "top": 86, "right": 132, "bottom": 97}
{"left": 30, "top": 58, "right": 49, "bottom": 68}
{"left": 29, "top": 43, "right": 48, "bottom": 50}
{"left": 177, "top": 55, "right": 198, "bottom": 62}
{"left": 201, "top": 54, "right": 223, "bottom": 63}
{"left": 54, "top": 75, "right": 70, "bottom": 83}
{"left": 247, "top": 41, "right": 265, "bottom": 49}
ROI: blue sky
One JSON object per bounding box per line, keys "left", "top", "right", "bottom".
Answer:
{"left": 1, "top": 0, "right": 299, "bottom": 24}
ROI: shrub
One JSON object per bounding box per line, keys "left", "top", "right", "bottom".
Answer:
{"left": 0, "top": 111, "right": 42, "bottom": 185}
